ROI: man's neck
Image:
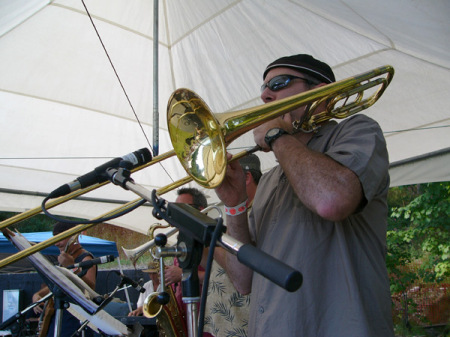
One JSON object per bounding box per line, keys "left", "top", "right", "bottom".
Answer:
{"left": 247, "top": 182, "right": 257, "bottom": 204}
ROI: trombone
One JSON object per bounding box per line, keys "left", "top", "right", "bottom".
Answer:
{"left": 122, "top": 226, "right": 178, "bottom": 267}
{"left": 122, "top": 204, "right": 222, "bottom": 266}
{"left": 0, "top": 65, "right": 394, "bottom": 268}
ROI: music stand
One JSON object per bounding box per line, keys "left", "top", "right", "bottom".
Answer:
{"left": 2, "top": 229, "right": 133, "bottom": 337}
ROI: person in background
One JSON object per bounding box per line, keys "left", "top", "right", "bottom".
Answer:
{"left": 215, "top": 54, "right": 394, "bottom": 336}
{"left": 203, "top": 154, "right": 261, "bottom": 337}
{"left": 164, "top": 187, "right": 208, "bottom": 326}
{"left": 128, "top": 260, "right": 161, "bottom": 317}
{"left": 32, "top": 222, "right": 96, "bottom": 337}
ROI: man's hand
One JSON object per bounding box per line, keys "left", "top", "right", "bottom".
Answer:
{"left": 57, "top": 252, "right": 75, "bottom": 267}
{"left": 164, "top": 265, "right": 182, "bottom": 286}
{"left": 253, "top": 114, "right": 294, "bottom": 151}
{"left": 32, "top": 294, "right": 44, "bottom": 314}
{"left": 215, "top": 153, "right": 247, "bottom": 207}
{"left": 128, "top": 306, "right": 143, "bottom": 316}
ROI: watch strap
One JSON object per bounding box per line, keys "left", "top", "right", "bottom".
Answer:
{"left": 265, "top": 128, "right": 288, "bottom": 149}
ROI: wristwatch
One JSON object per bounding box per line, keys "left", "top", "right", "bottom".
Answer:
{"left": 264, "top": 128, "right": 288, "bottom": 149}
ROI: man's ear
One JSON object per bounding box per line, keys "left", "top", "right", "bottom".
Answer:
{"left": 244, "top": 171, "right": 252, "bottom": 185}
{"left": 313, "top": 82, "right": 328, "bottom": 89}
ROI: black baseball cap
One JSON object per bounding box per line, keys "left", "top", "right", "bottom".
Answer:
{"left": 263, "top": 54, "right": 335, "bottom": 84}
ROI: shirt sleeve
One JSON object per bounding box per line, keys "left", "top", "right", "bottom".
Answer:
{"left": 323, "top": 115, "right": 390, "bottom": 203}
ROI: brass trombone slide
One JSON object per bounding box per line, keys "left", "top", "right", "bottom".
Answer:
{"left": 0, "top": 150, "right": 176, "bottom": 231}
{"left": 0, "top": 150, "right": 252, "bottom": 269}
{"left": 0, "top": 65, "right": 394, "bottom": 269}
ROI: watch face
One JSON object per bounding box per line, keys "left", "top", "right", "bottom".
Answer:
{"left": 265, "top": 128, "right": 287, "bottom": 148}
{"left": 267, "top": 128, "right": 280, "bottom": 137}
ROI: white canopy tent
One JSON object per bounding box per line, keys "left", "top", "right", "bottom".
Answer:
{"left": 0, "top": 0, "right": 449, "bottom": 234}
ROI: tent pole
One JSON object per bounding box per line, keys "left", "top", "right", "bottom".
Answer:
{"left": 152, "top": 0, "right": 159, "bottom": 156}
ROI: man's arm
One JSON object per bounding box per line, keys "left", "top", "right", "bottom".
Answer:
{"left": 32, "top": 286, "right": 50, "bottom": 314}
{"left": 164, "top": 264, "right": 206, "bottom": 286}
{"left": 272, "top": 135, "right": 363, "bottom": 221}
{"left": 224, "top": 213, "right": 253, "bottom": 295}
{"left": 58, "top": 252, "right": 97, "bottom": 290}
{"left": 214, "top": 154, "right": 254, "bottom": 294}
{"left": 254, "top": 115, "right": 363, "bottom": 221}
{"left": 80, "top": 260, "right": 97, "bottom": 290}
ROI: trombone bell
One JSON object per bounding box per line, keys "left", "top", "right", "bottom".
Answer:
{"left": 167, "top": 90, "right": 226, "bottom": 189}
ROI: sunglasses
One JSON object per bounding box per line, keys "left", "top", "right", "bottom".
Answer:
{"left": 260, "top": 75, "right": 314, "bottom": 93}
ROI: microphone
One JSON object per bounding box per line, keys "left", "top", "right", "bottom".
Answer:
{"left": 66, "top": 255, "right": 115, "bottom": 269}
{"left": 118, "top": 273, "right": 146, "bottom": 293}
{"left": 48, "top": 148, "right": 152, "bottom": 199}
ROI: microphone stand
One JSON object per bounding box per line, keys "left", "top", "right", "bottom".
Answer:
{"left": 0, "top": 292, "right": 53, "bottom": 332}
{"left": 107, "top": 162, "right": 303, "bottom": 337}
{"left": 86, "top": 273, "right": 140, "bottom": 315}
{"left": 150, "top": 231, "right": 203, "bottom": 337}
{"left": 72, "top": 279, "right": 138, "bottom": 337}
{"left": 52, "top": 283, "right": 78, "bottom": 337}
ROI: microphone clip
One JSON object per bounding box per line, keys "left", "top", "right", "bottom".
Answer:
{"left": 115, "top": 272, "right": 145, "bottom": 293}
{"left": 107, "top": 160, "right": 134, "bottom": 189}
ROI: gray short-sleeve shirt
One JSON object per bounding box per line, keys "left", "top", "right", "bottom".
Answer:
{"left": 248, "top": 115, "right": 394, "bottom": 337}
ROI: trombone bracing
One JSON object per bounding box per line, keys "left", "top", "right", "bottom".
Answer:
{"left": 0, "top": 65, "right": 394, "bottom": 268}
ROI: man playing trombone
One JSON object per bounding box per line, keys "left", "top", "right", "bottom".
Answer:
{"left": 215, "top": 54, "right": 395, "bottom": 336}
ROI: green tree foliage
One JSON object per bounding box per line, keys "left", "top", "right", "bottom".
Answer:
{"left": 387, "top": 182, "right": 450, "bottom": 293}
{"left": 0, "top": 212, "right": 85, "bottom": 233}
{"left": 0, "top": 212, "right": 55, "bottom": 233}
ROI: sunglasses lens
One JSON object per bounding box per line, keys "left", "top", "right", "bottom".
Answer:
{"left": 261, "top": 75, "right": 290, "bottom": 92}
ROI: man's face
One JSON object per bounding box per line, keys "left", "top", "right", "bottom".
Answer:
{"left": 260, "top": 67, "right": 313, "bottom": 122}
{"left": 149, "top": 272, "right": 159, "bottom": 284}
{"left": 54, "top": 236, "right": 70, "bottom": 252}
{"left": 175, "top": 193, "right": 194, "bottom": 205}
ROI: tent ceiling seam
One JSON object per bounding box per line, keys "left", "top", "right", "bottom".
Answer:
{"left": 0, "top": 1, "right": 48, "bottom": 38}
{"left": 0, "top": 163, "right": 91, "bottom": 178}
{"left": 162, "top": 1, "right": 177, "bottom": 94}
{"left": 389, "top": 147, "right": 450, "bottom": 168}
{"left": 162, "top": 0, "right": 171, "bottom": 47}
{"left": 51, "top": 3, "right": 170, "bottom": 48}
{"left": 332, "top": 48, "right": 392, "bottom": 69}
{"left": 0, "top": 89, "right": 169, "bottom": 132}
{"left": 167, "top": 0, "right": 241, "bottom": 47}
{"left": 384, "top": 118, "right": 450, "bottom": 138}
{"left": 337, "top": 46, "right": 450, "bottom": 71}
{"left": 0, "top": 187, "right": 152, "bottom": 206}
{"left": 288, "top": 0, "right": 394, "bottom": 49}
{"left": 340, "top": 0, "right": 395, "bottom": 49}
{"left": 0, "top": 164, "right": 173, "bottom": 193}
{"left": 289, "top": 1, "right": 449, "bottom": 71}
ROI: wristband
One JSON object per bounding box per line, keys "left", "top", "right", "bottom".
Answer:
{"left": 224, "top": 199, "right": 248, "bottom": 216}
